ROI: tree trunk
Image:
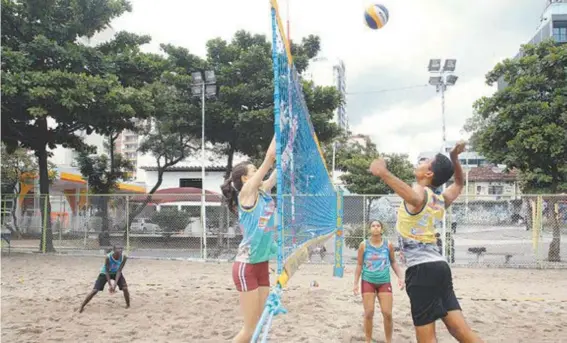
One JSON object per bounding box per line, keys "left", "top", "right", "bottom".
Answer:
{"left": 126, "top": 169, "right": 164, "bottom": 230}
{"left": 102, "top": 134, "right": 118, "bottom": 232}
{"left": 525, "top": 197, "right": 533, "bottom": 231}
{"left": 37, "top": 139, "right": 55, "bottom": 252}
{"left": 546, "top": 196, "right": 562, "bottom": 262}
{"left": 10, "top": 197, "right": 20, "bottom": 235}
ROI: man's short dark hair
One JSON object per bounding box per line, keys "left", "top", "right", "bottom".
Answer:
{"left": 430, "top": 153, "right": 454, "bottom": 188}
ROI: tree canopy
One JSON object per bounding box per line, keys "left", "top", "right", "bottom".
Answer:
{"left": 465, "top": 39, "right": 567, "bottom": 261}
{"left": 330, "top": 136, "right": 414, "bottom": 195}
{"left": 194, "top": 31, "right": 341, "bottom": 175}
{"left": 327, "top": 135, "right": 414, "bottom": 249}
{"left": 1, "top": 0, "right": 155, "bottom": 251}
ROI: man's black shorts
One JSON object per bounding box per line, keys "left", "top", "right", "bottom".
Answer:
{"left": 93, "top": 273, "right": 127, "bottom": 291}
{"left": 405, "top": 261, "right": 461, "bottom": 326}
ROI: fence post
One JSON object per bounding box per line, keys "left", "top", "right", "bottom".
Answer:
{"left": 83, "top": 195, "right": 88, "bottom": 248}
{"left": 362, "top": 195, "right": 366, "bottom": 238}
{"left": 202, "top": 193, "right": 207, "bottom": 260}
{"left": 532, "top": 195, "right": 544, "bottom": 259}
{"left": 126, "top": 195, "right": 130, "bottom": 254}
{"left": 59, "top": 194, "right": 63, "bottom": 246}
{"left": 333, "top": 189, "right": 344, "bottom": 278}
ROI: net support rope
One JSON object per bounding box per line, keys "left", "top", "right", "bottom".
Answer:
{"left": 251, "top": 286, "right": 287, "bottom": 342}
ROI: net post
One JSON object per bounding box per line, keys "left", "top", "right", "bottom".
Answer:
{"left": 333, "top": 189, "right": 344, "bottom": 278}
{"left": 271, "top": 3, "right": 284, "bottom": 276}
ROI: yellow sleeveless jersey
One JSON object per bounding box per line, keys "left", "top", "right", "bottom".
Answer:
{"left": 396, "top": 187, "right": 446, "bottom": 267}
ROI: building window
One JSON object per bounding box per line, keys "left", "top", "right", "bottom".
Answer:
{"left": 179, "top": 178, "right": 202, "bottom": 189}
{"left": 553, "top": 21, "right": 567, "bottom": 43}
{"left": 488, "top": 185, "right": 504, "bottom": 195}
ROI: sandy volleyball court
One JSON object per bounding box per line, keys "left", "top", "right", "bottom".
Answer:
{"left": 1, "top": 254, "right": 567, "bottom": 342}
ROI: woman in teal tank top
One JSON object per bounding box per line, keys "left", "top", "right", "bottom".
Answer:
{"left": 353, "top": 220, "right": 405, "bottom": 343}
{"left": 220, "top": 137, "right": 277, "bottom": 343}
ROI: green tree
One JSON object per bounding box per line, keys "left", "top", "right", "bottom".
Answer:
{"left": 0, "top": 144, "right": 56, "bottom": 234}
{"left": 1, "top": 0, "right": 153, "bottom": 251}
{"left": 123, "top": 64, "right": 203, "bottom": 228}
{"left": 196, "top": 31, "right": 341, "bottom": 176}
{"left": 75, "top": 149, "right": 134, "bottom": 231}
{"left": 465, "top": 39, "right": 567, "bottom": 262}
{"left": 333, "top": 136, "right": 414, "bottom": 249}
{"left": 338, "top": 137, "right": 414, "bottom": 195}
{"left": 1, "top": 144, "right": 37, "bottom": 196}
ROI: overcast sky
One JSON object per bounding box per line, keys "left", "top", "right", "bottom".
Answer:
{"left": 99, "top": 0, "right": 548, "bottom": 161}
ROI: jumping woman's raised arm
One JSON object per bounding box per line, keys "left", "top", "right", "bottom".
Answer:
{"left": 240, "top": 137, "right": 276, "bottom": 206}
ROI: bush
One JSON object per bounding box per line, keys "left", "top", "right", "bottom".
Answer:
{"left": 151, "top": 208, "right": 192, "bottom": 234}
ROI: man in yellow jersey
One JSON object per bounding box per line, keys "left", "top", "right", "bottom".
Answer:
{"left": 369, "top": 141, "right": 483, "bottom": 343}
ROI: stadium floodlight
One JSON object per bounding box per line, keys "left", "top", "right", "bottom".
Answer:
{"left": 205, "top": 85, "right": 217, "bottom": 97}
{"left": 191, "top": 86, "right": 202, "bottom": 98}
{"left": 428, "top": 59, "right": 441, "bottom": 72}
{"left": 443, "top": 59, "right": 457, "bottom": 72}
{"left": 446, "top": 75, "right": 459, "bottom": 86}
{"left": 429, "top": 76, "right": 442, "bottom": 86}
{"left": 204, "top": 70, "right": 216, "bottom": 83}
{"left": 191, "top": 71, "right": 203, "bottom": 85}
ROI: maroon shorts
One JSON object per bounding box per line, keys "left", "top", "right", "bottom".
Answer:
{"left": 361, "top": 280, "right": 392, "bottom": 294}
{"left": 232, "top": 261, "right": 270, "bottom": 292}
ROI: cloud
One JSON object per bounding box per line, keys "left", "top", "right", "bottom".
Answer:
{"left": 351, "top": 75, "right": 495, "bottom": 161}
{"left": 84, "top": 0, "right": 546, "bottom": 166}
{"left": 338, "top": 0, "right": 544, "bottom": 161}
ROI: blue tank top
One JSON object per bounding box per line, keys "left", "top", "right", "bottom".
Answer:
{"left": 361, "top": 239, "right": 391, "bottom": 284}
{"left": 235, "top": 190, "right": 276, "bottom": 264}
{"left": 100, "top": 253, "right": 123, "bottom": 274}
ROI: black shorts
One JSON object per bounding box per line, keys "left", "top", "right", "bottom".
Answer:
{"left": 405, "top": 261, "right": 461, "bottom": 326}
{"left": 93, "top": 273, "right": 127, "bottom": 291}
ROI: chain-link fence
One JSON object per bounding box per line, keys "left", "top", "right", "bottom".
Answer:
{"left": 2, "top": 193, "right": 566, "bottom": 267}
{"left": 341, "top": 194, "right": 567, "bottom": 267}
{"left": 0, "top": 193, "right": 239, "bottom": 260}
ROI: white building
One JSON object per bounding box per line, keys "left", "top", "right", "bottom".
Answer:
{"left": 139, "top": 147, "right": 249, "bottom": 194}
{"left": 304, "top": 57, "right": 348, "bottom": 131}
{"left": 498, "top": 0, "right": 567, "bottom": 90}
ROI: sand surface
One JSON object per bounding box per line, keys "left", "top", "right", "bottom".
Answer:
{"left": 2, "top": 254, "right": 567, "bottom": 343}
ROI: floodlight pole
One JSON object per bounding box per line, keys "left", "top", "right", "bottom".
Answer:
{"left": 428, "top": 58, "right": 458, "bottom": 260}
{"left": 201, "top": 80, "right": 207, "bottom": 260}
{"left": 192, "top": 71, "right": 217, "bottom": 260}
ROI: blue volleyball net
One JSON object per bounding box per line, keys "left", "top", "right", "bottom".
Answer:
{"left": 252, "top": 1, "right": 341, "bottom": 341}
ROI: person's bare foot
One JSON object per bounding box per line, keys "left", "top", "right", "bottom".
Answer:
{"left": 79, "top": 307, "right": 84, "bottom": 313}
{"left": 125, "top": 305, "right": 130, "bottom": 309}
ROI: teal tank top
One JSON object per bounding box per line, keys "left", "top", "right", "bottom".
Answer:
{"left": 361, "top": 239, "right": 391, "bottom": 284}
{"left": 100, "top": 253, "right": 123, "bottom": 274}
{"left": 235, "top": 190, "right": 276, "bottom": 264}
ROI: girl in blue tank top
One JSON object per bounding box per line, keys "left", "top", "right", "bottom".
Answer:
{"left": 353, "top": 220, "right": 405, "bottom": 343}
{"left": 220, "top": 137, "right": 277, "bottom": 343}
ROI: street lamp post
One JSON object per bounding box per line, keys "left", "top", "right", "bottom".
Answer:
{"left": 465, "top": 151, "right": 470, "bottom": 222}
{"left": 427, "top": 58, "right": 458, "bottom": 259}
{"left": 191, "top": 70, "right": 217, "bottom": 260}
